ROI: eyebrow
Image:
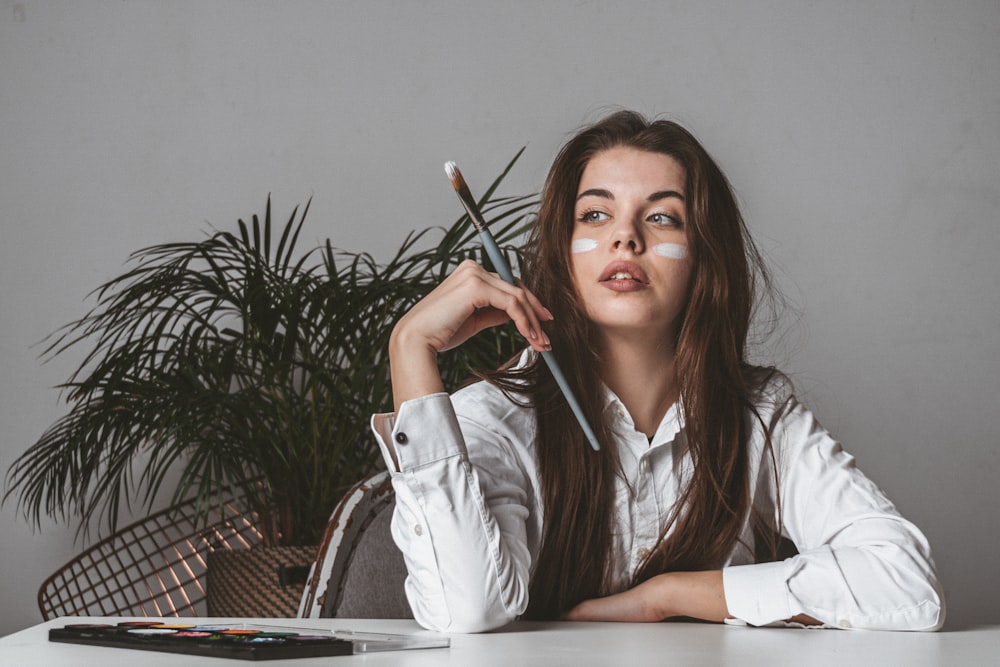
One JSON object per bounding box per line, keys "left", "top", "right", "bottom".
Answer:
{"left": 576, "top": 188, "right": 685, "bottom": 202}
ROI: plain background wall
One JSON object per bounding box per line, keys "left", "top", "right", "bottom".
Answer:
{"left": 1, "top": 0, "right": 997, "bottom": 636}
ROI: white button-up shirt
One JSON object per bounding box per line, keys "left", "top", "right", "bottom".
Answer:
{"left": 372, "top": 371, "right": 944, "bottom": 633}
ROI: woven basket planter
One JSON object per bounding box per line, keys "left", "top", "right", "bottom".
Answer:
{"left": 206, "top": 545, "right": 317, "bottom": 617}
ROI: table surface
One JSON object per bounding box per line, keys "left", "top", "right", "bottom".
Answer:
{"left": 1, "top": 617, "right": 995, "bottom": 666}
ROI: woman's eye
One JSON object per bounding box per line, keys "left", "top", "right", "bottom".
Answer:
{"left": 648, "top": 213, "right": 682, "bottom": 227}
{"left": 579, "top": 210, "right": 609, "bottom": 224}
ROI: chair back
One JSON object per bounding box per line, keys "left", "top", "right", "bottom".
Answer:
{"left": 38, "top": 494, "right": 261, "bottom": 620}
{"left": 298, "top": 471, "right": 411, "bottom": 618}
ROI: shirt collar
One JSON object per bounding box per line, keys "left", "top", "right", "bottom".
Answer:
{"left": 523, "top": 349, "right": 686, "bottom": 445}
{"left": 601, "top": 385, "right": 685, "bottom": 447}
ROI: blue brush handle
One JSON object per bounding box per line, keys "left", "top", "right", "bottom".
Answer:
{"left": 479, "top": 229, "right": 601, "bottom": 451}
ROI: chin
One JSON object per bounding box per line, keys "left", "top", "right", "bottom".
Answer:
{"left": 593, "top": 316, "right": 671, "bottom": 336}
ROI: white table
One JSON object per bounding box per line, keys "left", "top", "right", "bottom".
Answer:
{"left": 0, "top": 616, "right": 995, "bottom": 666}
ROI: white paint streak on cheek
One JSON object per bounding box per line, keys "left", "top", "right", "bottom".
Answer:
{"left": 652, "top": 243, "right": 689, "bottom": 260}
{"left": 571, "top": 238, "right": 599, "bottom": 253}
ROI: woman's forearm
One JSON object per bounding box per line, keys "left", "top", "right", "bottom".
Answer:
{"left": 563, "top": 571, "right": 729, "bottom": 623}
{"left": 564, "top": 570, "right": 824, "bottom": 626}
{"left": 388, "top": 325, "right": 446, "bottom": 411}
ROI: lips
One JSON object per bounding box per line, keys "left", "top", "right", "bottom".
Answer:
{"left": 599, "top": 261, "right": 648, "bottom": 284}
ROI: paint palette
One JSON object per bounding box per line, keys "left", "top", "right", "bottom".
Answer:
{"left": 49, "top": 621, "right": 354, "bottom": 660}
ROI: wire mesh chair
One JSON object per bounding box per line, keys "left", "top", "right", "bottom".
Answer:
{"left": 38, "top": 494, "right": 262, "bottom": 620}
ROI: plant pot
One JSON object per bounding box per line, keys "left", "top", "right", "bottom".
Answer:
{"left": 206, "top": 545, "right": 318, "bottom": 617}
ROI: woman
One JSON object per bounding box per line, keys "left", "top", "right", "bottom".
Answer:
{"left": 372, "top": 111, "right": 944, "bottom": 632}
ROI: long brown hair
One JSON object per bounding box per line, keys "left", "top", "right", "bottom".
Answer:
{"left": 487, "top": 111, "right": 779, "bottom": 619}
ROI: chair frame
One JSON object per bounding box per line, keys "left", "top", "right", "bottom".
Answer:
{"left": 298, "top": 470, "right": 397, "bottom": 618}
{"left": 38, "top": 494, "right": 261, "bottom": 620}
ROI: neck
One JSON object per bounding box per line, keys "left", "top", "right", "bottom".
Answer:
{"left": 596, "top": 331, "right": 679, "bottom": 439}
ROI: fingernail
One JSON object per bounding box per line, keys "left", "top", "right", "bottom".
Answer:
{"left": 543, "top": 307, "right": 555, "bottom": 321}
{"left": 528, "top": 328, "right": 538, "bottom": 340}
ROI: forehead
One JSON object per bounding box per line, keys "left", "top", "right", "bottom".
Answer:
{"left": 578, "top": 146, "right": 686, "bottom": 197}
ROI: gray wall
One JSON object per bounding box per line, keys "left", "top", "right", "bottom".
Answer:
{"left": 1, "top": 0, "right": 997, "bottom": 635}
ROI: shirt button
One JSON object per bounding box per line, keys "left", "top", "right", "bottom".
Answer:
{"left": 838, "top": 619, "right": 852, "bottom": 629}
{"left": 637, "top": 548, "right": 651, "bottom": 560}
{"left": 414, "top": 524, "right": 424, "bottom": 536}
{"left": 395, "top": 432, "right": 408, "bottom": 445}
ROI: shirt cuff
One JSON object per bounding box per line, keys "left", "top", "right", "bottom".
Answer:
{"left": 370, "top": 392, "right": 465, "bottom": 472}
{"left": 723, "top": 560, "right": 800, "bottom": 626}
{"left": 371, "top": 411, "right": 400, "bottom": 471}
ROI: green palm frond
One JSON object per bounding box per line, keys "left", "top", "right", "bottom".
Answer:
{"left": 3, "top": 153, "right": 536, "bottom": 546}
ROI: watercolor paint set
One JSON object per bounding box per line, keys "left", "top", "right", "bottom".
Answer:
{"left": 49, "top": 621, "right": 449, "bottom": 660}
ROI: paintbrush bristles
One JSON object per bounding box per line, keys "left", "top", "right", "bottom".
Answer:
{"left": 444, "top": 161, "right": 488, "bottom": 232}
{"left": 444, "top": 161, "right": 470, "bottom": 198}
{"left": 444, "top": 160, "right": 461, "bottom": 185}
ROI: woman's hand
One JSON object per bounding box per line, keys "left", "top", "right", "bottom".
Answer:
{"left": 562, "top": 571, "right": 729, "bottom": 623}
{"left": 389, "top": 260, "right": 553, "bottom": 410}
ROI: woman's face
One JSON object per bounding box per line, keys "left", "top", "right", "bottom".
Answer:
{"left": 569, "top": 146, "right": 693, "bottom": 345}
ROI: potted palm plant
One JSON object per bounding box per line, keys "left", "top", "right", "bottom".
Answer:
{"left": 4, "top": 154, "right": 536, "bottom": 614}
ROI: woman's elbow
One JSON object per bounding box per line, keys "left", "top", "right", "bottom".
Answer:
{"left": 895, "top": 555, "right": 947, "bottom": 631}
{"left": 912, "top": 588, "right": 946, "bottom": 632}
{"left": 447, "top": 610, "right": 519, "bottom": 634}
{"left": 858, "top": 579, "right": 946, "bottom": 631}
{"left": 412, "top": 604, "right": 518, "bottom": 633}
{"left": 403, "top": 561, "right": 530, "bottom": 633}
{"left": 407, "top": 586, "right": 524, "bottom": 633}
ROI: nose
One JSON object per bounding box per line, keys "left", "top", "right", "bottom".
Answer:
{"left": 610, "top": 217, "right": 644, "bottom": 254}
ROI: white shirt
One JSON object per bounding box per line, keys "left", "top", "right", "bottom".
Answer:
{"left": 371, "top": 371, "right": 944, "bottom": 633}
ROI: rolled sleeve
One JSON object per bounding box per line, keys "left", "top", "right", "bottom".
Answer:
{"left": 369, "top": 389, "right": 533, "bottom": 632}
{"left": 738, "top": 390, "right": 945, "bottom": 631}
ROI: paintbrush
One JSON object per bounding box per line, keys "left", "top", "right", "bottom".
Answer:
{"left": 445, "top": 161, "right": 600, "bottom": 451}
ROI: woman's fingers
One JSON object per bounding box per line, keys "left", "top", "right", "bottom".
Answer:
{"left": 516, "top": 277, "right": 555, "bottom": 323}
{"left": 406, "top": 260, "right": 551, "bottom": 354}
{"left": 389, "top": 260, "right": 551, "bottom": 409}
{"left": 466, "top": 272, "right": 551, "bottom": 352}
